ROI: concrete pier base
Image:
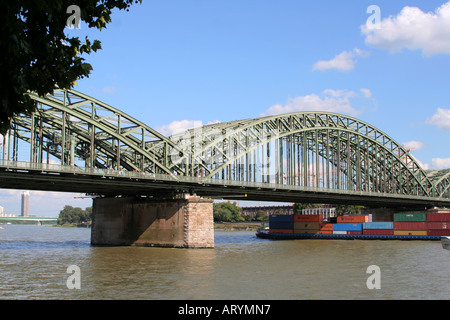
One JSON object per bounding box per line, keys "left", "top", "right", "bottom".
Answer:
{"left": 91, "top": 195, "right": 214, "bottom": 248}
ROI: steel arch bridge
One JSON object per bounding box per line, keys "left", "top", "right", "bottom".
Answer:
{"left": 1, "top": 88, "right": 449, "bottom": 206}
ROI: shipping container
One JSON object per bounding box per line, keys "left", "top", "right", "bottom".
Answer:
{"left": 329, "top": 217, "right": 338, "bottom": 223}
{"left": 319, "top": 223, "right": 333, "bottom": 231}
{"left": 269, "top": 215, "right": 293, "bottom": 222}
{"left": 333, "top": 223, "right": 362, "bottom": 231}
{"left": 394, "top": 230, "right": 427, "bottom": 236}
{"left": 394, "top": 222, "right": 428, "bottom": 230}
{"left": 269, "top": 215, "right": 294, "bottom": 230}
{"left": 318, "top": 230, "right": 333, "bottom": 234}
{"left": 363, "top": 222, "right": 394, "bottom": 230}
{"left": 427, "top": 208, "right": 450, "bottom": 214}
{"left": 427, "top": 230, "right": 450, "bottom": 236}
{"left": 427, "top": 212, "right": 450, "bottom": 222}
{"left": 427, "top": 222, "right": 449, "bottom": 229}
{"left": 363, "top": 229, "right": 394, "bottom": 235}
{"left": 337, "top": 215, "right": 370, "bottom": 223}
{"left": 269, "top": 229, "right": 293, "bottom": 234}
{"left": 293, "top": 229, "right": 320, "bottom": 234}
{"left": 294, "top": 222, "right": 320, "bottom": 230}
{"left": 269, "top": 221, "right": 294, "bottom": 230}
{"left": 293, "top": 214, "right": 323, "bottom": 222}
{"left": 347, "top": 231, "right": 362, "bottom": 235}
{"left": 333, "top": 230, "right": 347, "bottom": 234}
{"left": 394, "top": 212, "right": 427, "bottom": 222}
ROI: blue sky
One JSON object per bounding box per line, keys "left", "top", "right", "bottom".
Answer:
{"left": 1, "top": 0, "right": 450, "bottom": 216}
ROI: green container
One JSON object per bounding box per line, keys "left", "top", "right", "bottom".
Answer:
{"left": 394, "top": 212, "right": 427, "bottom": 222}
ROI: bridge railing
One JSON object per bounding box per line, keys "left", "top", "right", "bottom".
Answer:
{"left": 1, "top": 160, "right": 448, "bottom": 202}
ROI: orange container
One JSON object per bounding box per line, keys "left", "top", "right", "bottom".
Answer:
{"left": 269, "top": 229, "right": 293, "bottom": 234}
{"left": 318, "top": 230, "right": 333, "bottom": 234}
{"left": 319, "top": 223, "right": 333, "bottom": 231}
{"left": 293, "top": 214, "right": 323, "bottom": 222}
{"left": 337, "top": 215, "right": 368, "bottom": 223}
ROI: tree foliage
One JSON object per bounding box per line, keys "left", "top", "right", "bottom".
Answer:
{"left": 0, "top": 0, "right": 141, "bottom": 134}
{"left": 213, "top": 202, "right": 244, "bottom": 222}
{"left": 58, "top": 205, "right": 92, "bottom": 225}
{"left": 293, "top": 203, "right": 321, "bottom": 214}
{"left": 335, "top": 204, "right": 363, "bottom": 216}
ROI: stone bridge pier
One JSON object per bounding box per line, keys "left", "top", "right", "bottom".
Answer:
{"left": 91, "top": 195, "right": 214, "bottom": 248}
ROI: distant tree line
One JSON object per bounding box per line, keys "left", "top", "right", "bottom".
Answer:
{"left": 214, "top": 202, "right": 364, "bottom": 222}
{"left": 57, "top": 205, "right": 92, "bottom": 225}
{"left": 213, "top": 202, "right": 269, "bottom": 222}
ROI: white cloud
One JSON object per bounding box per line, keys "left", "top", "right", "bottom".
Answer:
{"left": 431, "top": 158, "right": 450, "bottom": 169}
{"left": 312, "top": 48, "right": 369, "bottom": 72}
{"left": 426, "top": 108, "right": 450, "bottom": 130}
{"left": 102, "top": 86, "right": 117, "bottom": 94}
{"left": 262, "top": 89, "right": 370, "bottom": 117}
{"left": 402, "top": 140, "right": 426, "bottom": 151}
{"left": 156, "top": 120, "right": 203, "bottom": 136}
{"left": 359, "top": 88, "right": 372, "bottom": 99}
{"left": 361, "top": 2, "right": 450, "bottom": 56}
{"left": 157, "top": 119, "right": 221, "bottom": 136}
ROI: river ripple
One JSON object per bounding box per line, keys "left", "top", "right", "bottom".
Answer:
{"left": 0, "top": 225, "right": 448, "bottom": 299}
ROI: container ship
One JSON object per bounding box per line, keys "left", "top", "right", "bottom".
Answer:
{"left": 256, "top": 208, "right": 450, "bottom": 241}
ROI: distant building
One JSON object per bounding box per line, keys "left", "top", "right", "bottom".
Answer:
{"left": 240, "top": 205, "right": 294, "bottom": 218}
{"left": 21, "top": 191, "right": 29, "bottom": 217}
{"left": 302, "top": 206, "right": 337, "bottom": 221}
{"left": 0, "top": 206, "right": 3, "bottom": 215}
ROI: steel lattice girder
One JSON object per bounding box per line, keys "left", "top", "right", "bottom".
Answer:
{"left": 167, "top": 112, "right": 448, "bottom": 199}
{"left": 5, "top": 89, "right": 449, "bottom": 200}
{"left": 14, "top": 89, "right": 186, "bottom": 175}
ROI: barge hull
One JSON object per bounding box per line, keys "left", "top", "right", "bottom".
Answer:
{"left": 256, "top": 231, "right": 441, "bottom": 241}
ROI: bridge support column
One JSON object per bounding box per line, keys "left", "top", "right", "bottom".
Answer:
{"left": 91, "top": 195, "right": 214, "bottom": 248}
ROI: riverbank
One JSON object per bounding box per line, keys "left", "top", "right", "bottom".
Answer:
{"left": 214, "top": 221, "right": 267, "bottom": 231}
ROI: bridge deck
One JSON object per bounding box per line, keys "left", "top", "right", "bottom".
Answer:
{"left": 1, "top": 160, "right": 449, "bottom": 208}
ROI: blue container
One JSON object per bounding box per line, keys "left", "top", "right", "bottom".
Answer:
{"left": 269, "top": 215, "right": 293, "bottom": 230}
{"left": 363, "top": 222, "right": 394, "bottom": 230}
{"left": 333, "top": 223, "right": 362, "bottom": 231}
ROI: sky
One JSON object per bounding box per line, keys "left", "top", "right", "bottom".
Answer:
{"left": 1, "top": 0, "right": 450, "bottom": 217}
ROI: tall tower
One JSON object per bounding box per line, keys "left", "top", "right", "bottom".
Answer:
{"left": 21, "top": 191, "right": 29, "bottom": 217}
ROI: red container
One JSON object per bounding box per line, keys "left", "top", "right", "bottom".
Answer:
{"left": 428, "top": 229, "right": 450, "bottom": 236}
{"left": 363, "top": 229, "right": 394, "bottom": 235}
{"left": 427, "top": 212, "right": 450, "bottom": 221}
{"left": 269, "top": 229, "right": 293, "bottom": 234}
{"left": 293, "top": 214, "right": 323, "bottom": 222}
{"left": 394, "top": 222, "right": 428, "bottom": 230}
{"left": 427, "top": 222, "right": 449, "bottom": 230}
{"left": 318, "top": 230, "right": 333, "bottom": 234}
{"left": 347, "top": 231, "right": 362, "bottom": 235}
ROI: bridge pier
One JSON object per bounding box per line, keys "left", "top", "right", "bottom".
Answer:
{"left": 91, "top": 195, "right": 214, "bottom": 248}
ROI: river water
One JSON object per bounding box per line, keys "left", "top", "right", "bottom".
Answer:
{"left": 0, "top": 225, "right": 449, "bottom": 300}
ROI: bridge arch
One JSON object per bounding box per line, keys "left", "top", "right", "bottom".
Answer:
{"left": 169, "top": 112, "right": 438, "bottom": 198}
{"left": 7, "top": 89, "right": 183, "bottom": 175}
{"left": 2, "top": 89, "right": 448, "bottom": 201}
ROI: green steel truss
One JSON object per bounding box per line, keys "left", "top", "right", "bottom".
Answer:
{"left": 2, "top": 88, "right": 449, "bottom": 201}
